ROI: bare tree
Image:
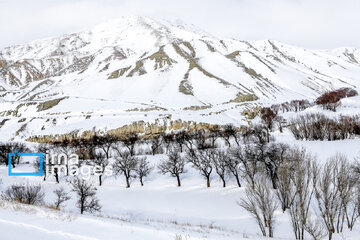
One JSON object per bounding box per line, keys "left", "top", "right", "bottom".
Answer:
{"left": 53, "top": 142, "right": 75, "bottom": 176}
{"left": 274, "top": 116, "right": 285, "bottom": 133}
{"left": 212, "top": 149, "right": 228, "bottom": 187}
{"left": 121, "top": 133, "right": 139, "bottom": 156}
{"left": 149, "top": 135, "right": 163, "bottom": 155}
{"left": 33, "top": 144, "right": 49, "bottom": 181}
{"left": 221, "top": 124, "right": 240, "bottom": 147}
{"left": 208, "top": 125, "right": 221, "bottom": 148}
{"left": 97, "top": 134, "right": 116, "bottom": 159}
{"left": 333, "top": 154, "right": 358, "bottom": 231}
{"left": 186, "top": 149, "right": 214, "bottom": 187}
{"left": 225, "top": 149, "right": 242, "bottom": 187}
{"left": 230, "top": 145, "right": 262, "bottom": 189}
{"left": 288, "top": 148, "right": 314, "bottom": 240}
{"left": 47, "top": 148, "right": 65, "bottom": 184}
{"left": 135, "top": 157, "right": 153, "bottom": 186}
{"left": 252, "top": 124, "right": 269, "bottom": 144}
{"left": 305, "top": 217, "right": 327, "bottom": 240}
{"left": 275, "top": 160, "right": 296, "bottom": 212}
{"left": 0, "top": 142, "right": 30, "bottom": 168}
{"left": 263, "top": 142, "right": 289, "bottom": 189}
{"left": 158, "top": 150, "right": 187, "bottom": 187}
{"left": 70, "top": 178, "right": 101, "bottom": 214}
{"left": 113, "top": 150, "right": 138, "bottom": 188}
{"left": 238, "top": 174, "right": 278, "bottom": 237}
{"left": 174, "top": 130, "right": 187, "bottom": 152}
{"left": 53, "top": 187, "right": 70, "bottom": 209}
{"left": 91, "top": 152, "right": 110, "bottom": 186}
{"left": 183, "top": 132, "right": 196, "bottom": 151}
{"left": 313, "top": 159, "right": 341, "bottom": 240}
{"left": 193, "top": 130, "right": 211, "bottom": 150}
{"left": 162, "top": 132, "right": 175, "bottom": 153}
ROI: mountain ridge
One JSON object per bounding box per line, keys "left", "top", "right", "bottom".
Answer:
{"left": 0, "top": 16, "right": 359, "bottom": 140}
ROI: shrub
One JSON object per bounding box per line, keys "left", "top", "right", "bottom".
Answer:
{"left": 3, "top": 184, "right": 45, "bottom": 205}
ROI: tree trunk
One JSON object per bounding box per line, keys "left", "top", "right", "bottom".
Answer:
{"left": 81, "top": 201, "right": 84, "bottom": 214}
{"left": 55, "top": 171, "right": 59, "bottom": 183}
{"left": 225, "top": 139, "right": 231, "bottom": 147}
{"left": 99, "top": 175, "right": 102, "bottom": 186}
{"left": 126, "top": 177, "right": 130, "bottom": 188}
{"left": 221, "top": 177, "right": 226, "bottom": 188}
{"left": 271, "top": 175, "right": 278, "bottom": 189}
{"left": 269, "top": 225, "right": 273, "bottom": 238}
{"left": 328, "top": 231, "right": 332, "bottom": 240}
{"left": 206, "top": 176, "right": 210, "bottom": 188}
{"left": 234, "top": 137, "right": 240, "bottom": 146}
{"left": 235, "top": 174, "right": 241, "bottom": 187}
{"left": 176, "top": 175, "right": 181, "bottom": 187}
{"left": 140, "top": 177, "right": 144, "bottom": 186}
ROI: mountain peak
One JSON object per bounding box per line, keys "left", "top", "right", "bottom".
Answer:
{"left": 0, "top": 16, "right": 211, "bottom": 61}
{"left": 0, "top": 17, "right": 360, "bottom": 140}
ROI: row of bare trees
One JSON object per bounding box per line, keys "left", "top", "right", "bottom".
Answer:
{"left": 23, "top": 125, "right": 276, "bottom": 188}
{"left": 239, "top": 148, "right": 360, "bottom": 240}
{"left": 157, "top": 139, "right": 290, "bottom": 189}
{"left": 271, "top": 99, "right": 313, "bottom": 114}
{"left": 289, "top": 113, "right": 360, "bottom": 141}
{"left": 25, "top": 124, "right": 241, "bottom": 156}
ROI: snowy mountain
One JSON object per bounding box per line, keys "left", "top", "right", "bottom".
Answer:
{"left": 0, "top": 16, "right": 360, "bottom": 140}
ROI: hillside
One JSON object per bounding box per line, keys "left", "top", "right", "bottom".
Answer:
{"left": 0, "top": 16, "right": 360, "bottom": 140}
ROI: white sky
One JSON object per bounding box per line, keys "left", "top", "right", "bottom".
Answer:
{"left": 0, "top": 0, "right": 360, "bottom": 49}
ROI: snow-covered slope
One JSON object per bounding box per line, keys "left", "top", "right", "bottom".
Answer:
{"left": 0, "top": 16, "right": 360, "bottom": 140}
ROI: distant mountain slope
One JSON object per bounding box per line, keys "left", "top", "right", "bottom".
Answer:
{"left": 0, "top": 16, "right": 359, "bottom": 140}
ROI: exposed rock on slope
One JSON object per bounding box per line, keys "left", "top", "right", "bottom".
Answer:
{"left": 0, "top": 16, "right": 359, "bottom": 140}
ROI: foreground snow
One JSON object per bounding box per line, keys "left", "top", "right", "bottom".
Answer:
{"left": 1, "top": 131, "right": 360, "bottom": 239}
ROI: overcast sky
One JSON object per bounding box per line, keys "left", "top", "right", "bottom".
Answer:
{"left": 0, "top": 0, "right": 359, "bottom": 49}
